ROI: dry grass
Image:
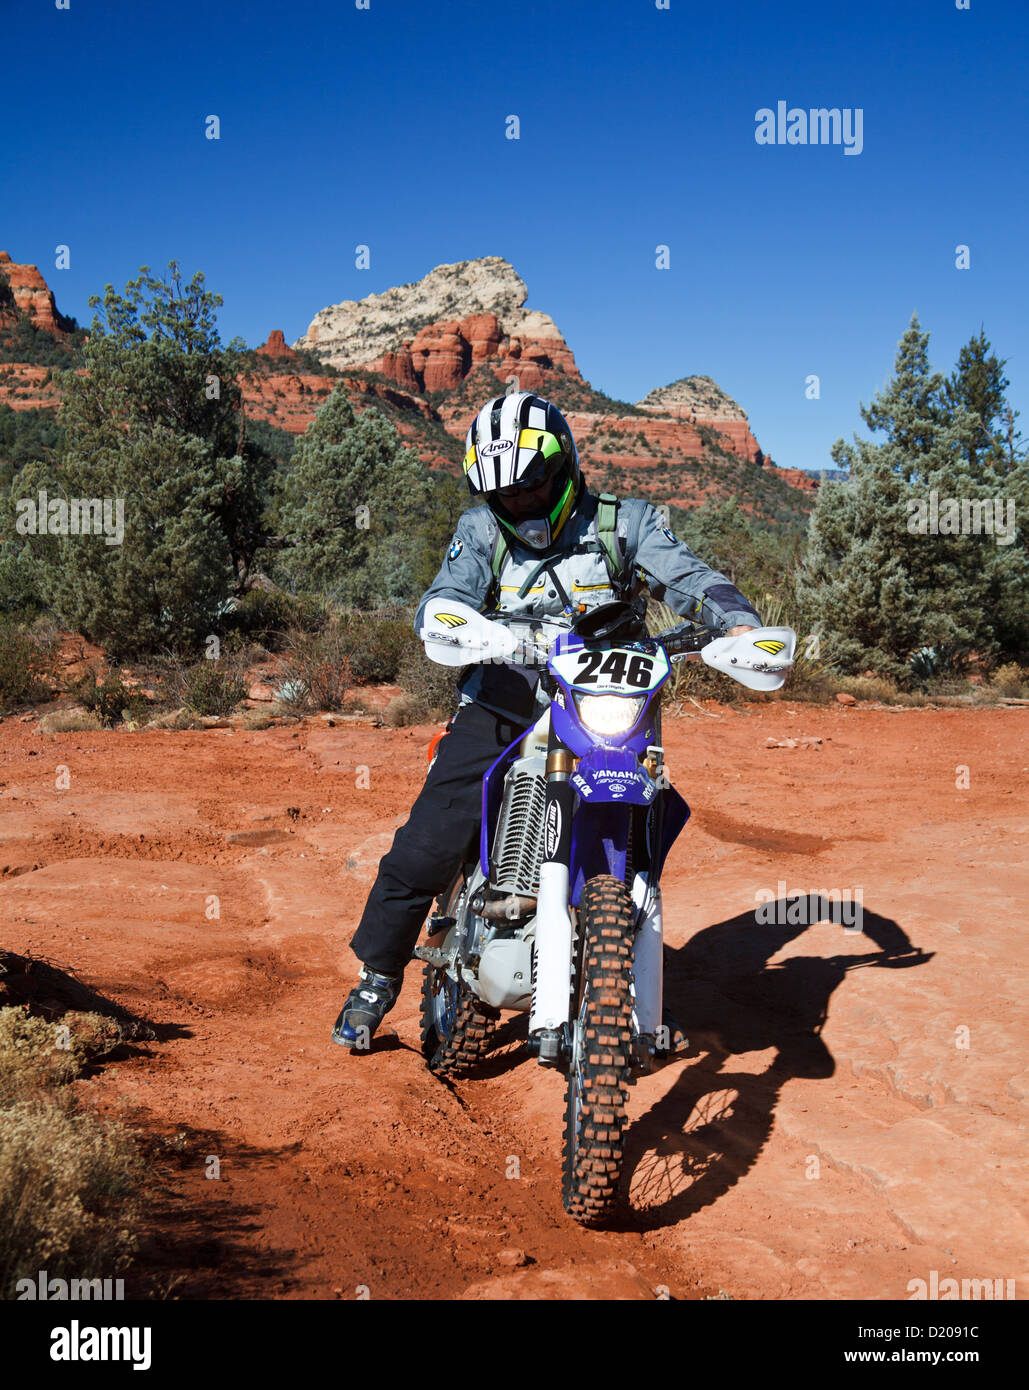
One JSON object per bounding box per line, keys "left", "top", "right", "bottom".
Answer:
{"left": 0, "top": 1010, "right": 124, "bottom": 1105}
{"left": 38, "top": 708, "right": 104, "bottom": 734}
{"left": 991, "top": 663, "right": 1029, "bottom": 698}
{"left": 0, "top": 1099, "right": 140, "bottom": 1298}
{"left": 0, "top": 1007, "right": 142, "bottom": 1299}
{"left": 383, "top": 692, "right": 435, "bottom": 727}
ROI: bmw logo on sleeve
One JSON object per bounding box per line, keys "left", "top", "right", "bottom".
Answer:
{"left": 662, "top": 527, "right": 677, "bottom": 543}
{"left": 448, "top": 538, "right": 463, "bottom": 562}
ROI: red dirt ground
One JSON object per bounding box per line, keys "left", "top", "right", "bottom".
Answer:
{"left": 1, "top": 702, "right": 1026, "bottom": 1300}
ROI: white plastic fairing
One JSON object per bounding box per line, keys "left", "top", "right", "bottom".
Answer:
{"left": 420, "top": 597, "right": 519, "bottom": 666}
{"left": 701, "top": 626, "right": 797, "bottom": 691}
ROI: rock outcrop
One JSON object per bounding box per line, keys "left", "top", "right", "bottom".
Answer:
{"left": 298, "top": 257, "right": 579, "bottom": 386}
{"left": 256, "top": 329, "right": 300, "bottom": 362}
{"left": 638, "top": 374, "right": 750, "bottom": 421}
{"left": 637, "top": 375, "right": 764, "bottom": 464}
{"left": 0, "top": 250, "right": 74, "bottom": 336}
{"left": 370, "top": 309, "right": 580, "bottom": 395}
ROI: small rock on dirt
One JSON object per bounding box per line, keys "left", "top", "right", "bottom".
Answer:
{"left": 497, "top": 1249, "right": 531, "bottom": 1268}
{"left": 836, "top": 693, "right": 857, "bottom": 706}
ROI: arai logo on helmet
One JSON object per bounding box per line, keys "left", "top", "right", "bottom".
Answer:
{"left": 479, "top": 438, "right": 513, "bottom": 458}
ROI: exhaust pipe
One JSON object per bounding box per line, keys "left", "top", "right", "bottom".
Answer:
{"left": 481, "top": 893, "right": 537, "bottom": 921}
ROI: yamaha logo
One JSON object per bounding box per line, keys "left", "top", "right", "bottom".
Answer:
{"left": 480, "top": 438, "right": 513, "bottom": 457}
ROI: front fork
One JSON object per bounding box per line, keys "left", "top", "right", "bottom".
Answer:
{"left": 528, "top": 730, "right": 575, "bottom": 1045}
{"left": 528, "top": 731, "right": 665, "bottom": 1064}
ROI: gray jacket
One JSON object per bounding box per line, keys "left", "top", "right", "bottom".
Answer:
{"left": 415, "top": 491, "right": 762, "bottom": 720}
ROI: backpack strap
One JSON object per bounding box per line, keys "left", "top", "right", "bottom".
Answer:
{"left": 485, "top": 522, "right": 509, "bottom": 610}
{"left": 594, "top": 492, "right": 627, "bottom": 587}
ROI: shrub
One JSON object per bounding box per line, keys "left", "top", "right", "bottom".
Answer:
{"left": 180, "top": 662, "right": 249, "bottom": 716}
{"left": 383, "top": 692, "right": 433, "bottom": 727}
{"left": 346, "top": 608, "right": 420, "bottom": 684}
{"left": 231, "top": 585, "right": 327, "bottom": 649}
{"left": 990, "top": 663, "right": 1028, "bottom": 698}
{"left": 0, "top": 1010, "right": 123, "bottom": 1106}
{"left": 0, "top": 1099, "right": 140, "bottom": 1298}
{"left": 0, "top": 1007, "right": 140, "bottom": 1298}
{"left": 395, "top": 648, "right": 459, "bottom": 720}
{"left": 39, "top": 709, "right": 104, "bottom": 734}
{"left": 0, "top": 621, "right": 56, "bottom": 710}
{"left": 240, "top": 709, "right": 276, "bottom": 730}
{"left": 279, "top": 623, "right": 354, "bottom": 711}
{"left": 144, "top": 646, "right": 252, "bottom": 716}
{"left": 836, "top": 674, "right": 904, "bottom": 703}
{"left": 70, "top": 667, "right": 150, "bottom": 726}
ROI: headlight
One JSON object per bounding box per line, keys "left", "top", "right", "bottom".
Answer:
{"left": 575, "top": 693, "right": 646, "bottom": 735}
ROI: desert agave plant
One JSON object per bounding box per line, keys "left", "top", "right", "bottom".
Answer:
{"left": 274, "top": 677, "right": 310, "bottom": 711}
{"left": 909, "top": 643, "right": 969, "bottom": 690}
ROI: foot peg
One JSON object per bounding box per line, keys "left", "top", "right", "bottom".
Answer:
{"left": 425, "top": 914, "right": 455, "bottom": 934}
{"left": 413, "top": 944, "right": 450, "bottom": 967}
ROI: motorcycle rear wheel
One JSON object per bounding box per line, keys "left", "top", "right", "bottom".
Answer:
{"left": 419, "top": 879, "right": 499, "bottom": 1077}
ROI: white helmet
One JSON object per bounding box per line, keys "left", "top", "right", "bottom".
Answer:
{"left": 463, "top": 392, "right": 581, "bottom": 550}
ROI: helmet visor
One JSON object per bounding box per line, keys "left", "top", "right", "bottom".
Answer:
{"left": 463, "top": 428, "right": 565, "bottom": 492}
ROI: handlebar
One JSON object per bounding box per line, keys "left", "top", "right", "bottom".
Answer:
{"left": 488, "top": 613, "right": 724, "bottom": 667}
{"left": 650, "top": 621, "right": 724, "bottom": 658}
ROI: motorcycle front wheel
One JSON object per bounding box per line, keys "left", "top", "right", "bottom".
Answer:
{"left": 562, "top": 874, "right": 635, "bottom": 1225}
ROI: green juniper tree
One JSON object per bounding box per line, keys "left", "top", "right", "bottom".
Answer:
{"left": 1, "top": 263, "right": 276, "bottom": 653}
{"left": 673, "top": 496, "right": 802, "bottom": 607}
{"left": 800, "top": 315, "right": 1028, "bottom": 679}
{"left": 944, "top": 329, "right": 1012, "bottom": 474}
{"left": 273, "top": 384, "right": 435, "bottom": 607}
{"left": 942, "top": 330, "right": 1029, "bottom": 658}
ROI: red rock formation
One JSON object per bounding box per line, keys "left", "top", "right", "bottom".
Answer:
{"left": 366, "top": 312, "right": 581, "bottom": 396}
{"left": 767, "top": 465, "right": 818, "bottom": 493}
{"left": 0, "top": 251, "right": 72, "bottom": 336}
{"left": 238, "top": 373, "right": 335, "bottom": 433}
{"left": 464, "top": 312, "right": 502, "bottom": 363}
{"left": 379, "top": 343, "right": 420, "bottom": 392}
{"left": 0, "top": 364, "right": 86, "bottom": 412}
{"left": 256, "top": 329, "right": 300, "bottom": 362}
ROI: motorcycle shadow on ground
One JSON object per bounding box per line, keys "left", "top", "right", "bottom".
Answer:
{"left": 613, "top": 897, "right": 933, "bottom": 1233}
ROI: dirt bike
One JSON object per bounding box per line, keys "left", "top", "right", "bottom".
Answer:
{"left": 414, "top": 594, "right": 795, "bottom": 1225}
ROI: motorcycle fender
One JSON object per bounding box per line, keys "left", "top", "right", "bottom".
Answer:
{"left": 571, "top": 745, "right": 656, "bottom": 806}
{"left": 477, "top": 936, "right": 533, "bottom": 1011}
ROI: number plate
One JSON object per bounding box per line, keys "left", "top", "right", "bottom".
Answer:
{"left": 551, "top": 644, "right": 670, "bottom": 694}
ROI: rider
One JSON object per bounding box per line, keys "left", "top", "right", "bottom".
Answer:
{"left": 332, "top": 391, "right": 762, "bottom": 1048}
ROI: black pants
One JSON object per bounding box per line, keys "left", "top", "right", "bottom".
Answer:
{"left": 350, "top": 701, "right": 531, "bottom": 977}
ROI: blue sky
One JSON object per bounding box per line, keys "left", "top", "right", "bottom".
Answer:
{"left": 6, "top": 0, "right": 1027, "bottom": 471}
